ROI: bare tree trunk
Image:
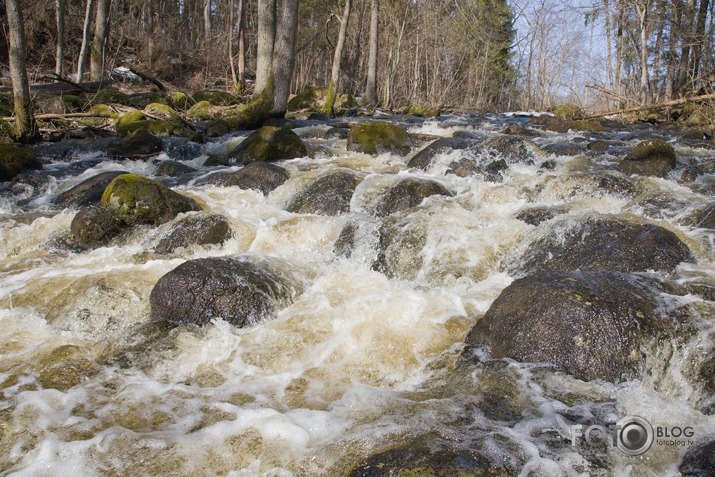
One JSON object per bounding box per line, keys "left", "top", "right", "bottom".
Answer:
{"left": 6, "top": 0, "right": 36, "bottom": 141}
{"left": 692, "top": 0, "right": 711, "bottom": 80}
{"left": 604, "top": 0, "right": 613, "bottom": 107}
{"left": 229, "top": 0, "right": 237, "bottom": 86}
{"left": 615, "top": 0, "right": 625, "bottom": 107}
{"left": 666, "top": 0, "right": 683, "bottom": 99}
{"left": 271, "top": 0, "right": 299, "bottom": 114}
{"left": 254, "top": 0, "right": 276, "bottom": 97}
{"left": 676, "top": 0, "right": 696, "bottom": 91}
{"left": 76, "top": 0, "right": 95, "bottom": 82}
{"left": 365, "top": 0, "right": 378, "bottom": 107}
{"left": 651, "top": 0, "right": 666, "bottom": 101}
{"left": 203, "top": 0, "right": 212, "bottom": 43}
{"left": 55, "top": 0, "right": 66, "bottom": 77}
{"left": 237, "top": 0, "right": 246, "bottom": 89}
{"left": 635, "top": 0, "right": 651, "bottom": 105}
{"left": 324, "top": 0, "right": 352, "bottom": 113}
{"left": 90, "top": 0, "right": 111, "bottom": 80}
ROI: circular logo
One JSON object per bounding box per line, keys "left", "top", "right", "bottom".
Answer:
{"left": 616, "top": 416, "right": 654, "bottom": 456}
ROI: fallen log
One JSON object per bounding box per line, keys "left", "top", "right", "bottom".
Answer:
{"left": 585, "top": 93, "right": 715, "bottom": 119}
{"left": 0, "top": 79, "right": 114, "bottom": 96}
{"left": 2, "top": 112, "right": 114, "bottom": 121}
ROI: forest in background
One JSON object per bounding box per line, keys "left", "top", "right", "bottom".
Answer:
{"left": 1, "top": 0, "right": 715, "bottom": 115}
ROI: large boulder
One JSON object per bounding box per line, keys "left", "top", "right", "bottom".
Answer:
{"left": 0, "top": 144, "right": 42, "bottom": 182}
{"left": 54, "top": 171, "right": 129, "bottom": 209}
{"left": 154, "top": 160, "right": 197, "bottom": 177}
{"left": 407, "top": 137, "right": 472, "bottom": 170}
{"left": 100, "top": 173, "right": 202, "bottom": 225}
{"left": 679, "top": 440, "right": 715, "bottom": 476}
{"left": 479, "top": 134, "right": 546, "bottom": 164}
{"left": 70, "top": 205, "right": 126, "bottom": 246}
{"left": 370, "top": 177, "right": 453, "bottom": 217}
{"left": 347, "top": 121, "right": 412, "bottom": 156}
{"left": 155, "top": 213, "right": 233, "bottom": 254}
{"left": 507, "top": 215, "right": 694, "bottom": 276}
{"left": 219, "top": 126, "right": 307, "bottom": 166}
{"left": 617, "top": 139, "right": 677, "bottom": 177}
{"left": 195, "top": 162, "right": 289, "bottom": 194}
{"left": 150, "top": 255, "right": 302, "bottom": 327}
{"left": 106, "top": 129, "right": 163, "bottom": 158}
{"left": 286, "top": 170, "right": 361, "bottom": 216}
{"left": 465, "top": 272, "right": 669, "bottom": 382}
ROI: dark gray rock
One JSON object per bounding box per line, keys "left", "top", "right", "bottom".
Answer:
{"left": 154, "top": 160, "right": 197, "bottom": 177}
{"left": 70, "top": 205, "right": 126, "bottom": 246}
{"left": 106, "top": 130, "right": 163, "bottom": 158}
{"left": 679, "top": 440, "right": 715, "bottom": 476}
{"left": 0, "top": 144, "right": 43, "bottom": 182}
{"left": 407, "top": 137, "right": 471, "bottom": 170}
{"left": 225, "top": 126, "right": 307, "bottom": 165}
{"left": 480, "top": 134, "right": 546, "bottom": 164}
{"left": 515, "top": 205, "right": 569, "bottom": 226}
{"left": 617, "top": 139, "right": 677, "bottom": 177}
{"left": 465, "top": 272, "right": 669, "bottom": 382}
{"left": 371, "top": 177, "right": 452, "bottom": 217}
{"left": 287, "top": 170, "right": 361, "bottom": 216}
{"left": 54, "top": 171, "right": 130, "bottom": 209}
{"left": 543, "top": 143, "right": 585, "bottom": 156}
{"left": 150, "top": 255, "right": 302, "bottom": 327}
{"left": 155, "top": 213, "right": 233, "bottom": 254}
{"left": 195, "top": 162, "right": 289, "bottom": 194}
{"left": 508, "top": 215, "right": 695, "bottom": 276}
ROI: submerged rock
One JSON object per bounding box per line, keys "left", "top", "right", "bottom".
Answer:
{"left": 347, "top": 433, "right": 513, "bottom": 477}
{"left": 370, "top": 177, "right": 453, "bottom": 217}
{"left": 480, "top": 134, "right": 546, "bottom": 164}
{"left": 54, "top": 171, "right": 129, "bottom": 208}
{"left": 70, "top": 205, "right": 126, "bottom": 246}
{"left": 286, "top": 170, "right": 361, "bottom": 215}
{"left": 508, "top": 215, "right": 694, "bottom": 276}
{"left": 347, "top": 121, "right": 412, "bottom": 156}
{"left": 465, "top": 272, "right": 668, "bottom": 382}
{"left": 0, "top": 143, "right": 43, "bottom": 182}
{"left": 195, "top": 162, "right": 289, "bottom": 194}
{"left": 221, "top": 126, "right": 307, "bottom": 166}
{"left": 101, "top": 173, "right": 201, "bottom": 225}
{"left": 618, "top": 139, "right": 677, "bottom": 177}
{"left": 150, "top": 255, "right": 302, "bottom": 327}
{"left": 155, "top": 213, "right": 233, "bottom": 254}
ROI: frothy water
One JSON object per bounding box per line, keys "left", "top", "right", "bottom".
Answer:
{"left": 1, "top": 114, "right": 714, "bottom": 476}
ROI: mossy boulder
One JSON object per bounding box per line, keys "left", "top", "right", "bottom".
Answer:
{"left": 155, "top": 213, "right": 233, "bottom": 254}
{"left": 507, "top": 214, "right": 695, "bottom": 276}
{"left": 117, "top": 108, "right": 192, "bottom": 137}
{"left": 100, "top": 173, "right": 202, "bottom": 225}
{"left": 617, "top": 139, "right": 677, "bottom": 177}
{"left": 144, "top": 102, "right": 180, "bottom": 119}
{"left": 553, "top": 104, "right": 585, "bottom": 119}
{"left": 0, "top": 93, "right": 12, "bottom": 117}
{"left": 191, "top": 90, "right": 240, "bottom": 106}
{"left": 186, "top": 100, "right": 215, "bottom": 120}
{"left": 115, "top": 110, "right": 147, "bottom": 135}
{"left": 348, "top": 121, "right": 412, "bottom": 156}
{"left": 94, "top": 88, "right": 132, "bottom": 106}
{"left": 167, "top": 92, "right": 194, "bottom": 111}
{"left": 0, "top": 143, "right": 43, "bottom": 182}
{"left": 286, "top": 170, "right": 361, "bottom": 216}
{"left": 150, "top": 255, "right": 303, "bottom": 327}
{"left": 534, "top": 116, "right": 606, "bottom": 133}
{"left": 223, "top": 126, "right": 307, "bottom": 165}
{"left": 106, "top": 130, "right": 163, "bottom": 158}
{"left": 54, "top": 171, "right": 129, "bottom": 208}
{"left": 0, "top": 119, "right": 12, "bottom": 143}
{"left": 127, "top": 91, "right": 167, "bottom": 109}
{"left": 406, "top": 104, "right": 440, "bottom": 117}
{"left": 70, "top": 204, "right": 126, "bottom": 246}
{"left": 195, "top": 162, "right": 289, "bottom": 194}
{"left": 465, "top": 272, "right": 670, "bottom": 382}
{"left": 370, "top": 177, "right": 453, "bottom": 217}
{"left": 287, "top": 88, "right": 325, "bottom": 111}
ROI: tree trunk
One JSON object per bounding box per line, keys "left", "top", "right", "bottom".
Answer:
{"left": 237, "top": 0, "right": 246, "bottom": 89}
{"left": 90, "top": 0, "right": 111, "bottom": 80}
{"left": 271, "top": 0, "right": 299, "bottom": 115}
{"left": 676, "top": 0, "right": 696, "bottom": 91}
{"left": 615, "top": 0, "right": 625, "bottom": 107}
{"left": 324, "top": 0, "right": 352, "bottom": 113}
{"left": 365, "top": 0, "right": 378, "bottom": 107}
{"left": 203, "top": 0, "right": 212, "bottom": 43}
{"left": 254, "top": 0, "right": 277, "bottom": 97}
{"left": 603, "top": 0, "right": 613, "bottom": 107}
{"left": 692, "top": 0, "right": 711, "bottom": 81}
{"left": 76, "top": 0, "right": 95, "bottom": 82}
{"left": 55, "top": 0, "right": 66, "bottom": 77}
{"left": 6, "top": 0, "right": 36, "bottom": 141}
{"left": 635, "top": 0, "right": 651, "bottom": 105}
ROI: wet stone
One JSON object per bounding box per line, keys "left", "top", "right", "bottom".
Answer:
{"left": 195, "top": 162, "right": 289, "bottom": 194}
{"left": 54, "top": 171, "right": 130, "bottom": 209}
{"left": 370, "top": 177, "right": 453, "bottom": 217}
{"left": 155, "top": 213, "right": 233, "bottom": 254}
{"left": 286, "top": 170, "right": 361, "bottom": 216}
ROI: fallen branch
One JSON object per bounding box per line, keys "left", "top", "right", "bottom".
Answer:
{"left": 125, "top": 66, "right": 167, "bottom": 92}
{"left": 586, "top": 84, "right": 637, "bottom": 105}
{"left": 584, "top": 93, "right": 715, "bottom": 119}
{"left": 2, "top": 112, "right": 114, "bottom": 121}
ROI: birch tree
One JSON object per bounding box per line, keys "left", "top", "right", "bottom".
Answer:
{"left": 6, "top": 0, "right": 35, "bottom": 141}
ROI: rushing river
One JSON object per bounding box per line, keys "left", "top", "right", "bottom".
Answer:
{"left": 0, "top": 113, "right": 713, "bottom": 476}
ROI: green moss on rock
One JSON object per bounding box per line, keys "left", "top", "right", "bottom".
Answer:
{"left": 553, "top": 104, "right": 585, "bottom": 119}
{"left": 347, "top": 121, "right": 413, "bottom": 156}
{"left": 100, "top": 173, "right": 202, "bottom": 225}
{"left": 0, "top": 93, "right": 12, "bottom": 117}
{"left": 144, "top": 102, "right": 180, "bottom": 119}
{"left": 116, "top": 110, "right": 147, "bottom": 135}
{"left": 187, "top": 100, "right": 215, "bottom": 120}
{"left": 406, "top": 104, "right": 440, "bottom": 117}
{"left": 191, "top": 90, "right": 240, "bottom": 106}
{"left": 168, "top": 92, "right": 194, "bottom": 111}
{"left": 94, "top": 88, "right": 132, "bottom": 106}
{"left": 0, "top": 119, "right": 12, "bottom": 143}
{"left": 226, "top": 126, "right": 307, "bottom": 165}
{"left": 287, "top": 88, "right": 324, "bottom": 111}
{"left": 0, "top": 143, "right": 43, "bottom": 182}
{"left": 617, "top": 138, "right": 677, "bottom": 177}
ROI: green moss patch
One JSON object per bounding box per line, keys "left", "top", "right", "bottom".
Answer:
{"left": 347, "top": 121, "right": 413, "bottom": 156}
{"left": 191, "top": 90, "right": 241, "bottom": 106}
{"left": 0, "top": 143, "right": 43, "bottom": 182}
